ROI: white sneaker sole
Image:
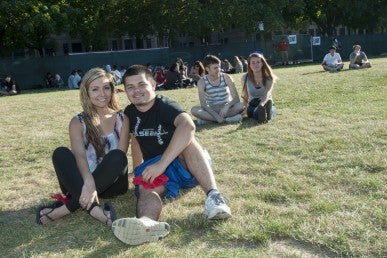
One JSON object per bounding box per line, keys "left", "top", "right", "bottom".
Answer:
{"left": 112, "top": 218, "right": 170, "bottom": 245}
{"left": 205, "top": 207, "right": 232, "bottom": 220}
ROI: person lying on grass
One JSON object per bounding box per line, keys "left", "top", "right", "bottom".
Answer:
{"left": 36, "top": 67, "right": 129, "bottom": 226}
{"left": 111, "top": 65, "right": 231, "bottom": 245}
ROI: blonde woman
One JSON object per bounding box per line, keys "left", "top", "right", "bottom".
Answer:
{"left": 36, "top": 68, "right": 129, "bottom": 226}
{"left": 241, "top": 52, "right": 278, "bottom": 124}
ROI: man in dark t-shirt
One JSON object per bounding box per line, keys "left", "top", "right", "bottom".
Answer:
{"left": 112, "top": 65, "right": 231, "bottom": 246}
{"left": 124, "top": 94, "right": 184, "bottom": 160}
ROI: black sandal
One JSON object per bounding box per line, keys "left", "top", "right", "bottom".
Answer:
{"left": 36, "top": 201, "right": 63, "bottom": 225}
{"left": 103, "top": 202, "right": 117, "bottom": 225}
{"left": 86, "top": 202, "right": 116, "bottom": 225}
{"left": 86, "top": 202, "right": 100, "bottom": 214}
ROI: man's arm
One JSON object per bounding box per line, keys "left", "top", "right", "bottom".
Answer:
{"left": 130, "top": 134, "right": 143, "bottom": 169}
{"left": 224, "top": 73, "right": 241, "bottom": 106}
{"left": 361, "top": 52, "right": 369, "bottom": 62}
{"left": 322, "top": 55, "right": 328, "bottom": 66}
{"left": 349, "top": 52, "right": 356, "bottom": 65}
{"left": 218, "top": 73, "right": 242, "bottom": 117}
{"left": 140, "top": 113, "right": 195, "bottom": 183}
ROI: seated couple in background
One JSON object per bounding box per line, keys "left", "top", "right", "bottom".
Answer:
{"left": 191, "top": 53, "right": 277, "bottom": 125}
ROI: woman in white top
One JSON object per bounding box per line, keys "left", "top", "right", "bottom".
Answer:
{"left": 36, "top": 68, "right": 129, "bottom": 226}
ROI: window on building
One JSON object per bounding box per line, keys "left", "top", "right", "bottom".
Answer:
{"left": 136, "top": 38, "right": 144, "bottom": 49}
{"left": 339, "top": 27, "right": 346, "bottom": 35}
{"left": 63, "top": 43, "right": 69, "bottom": 55}
{"left": 71, "top": 43, "right": 82, "bottom": 53}
{"left": 112, "top": 40, "right": 118, "bottom": 50}
{"left": 146, "top": 38, "right": 152, "bottom": 48}
{"left": 308, "top": 29, "right": 315, "bottom": 36}
{"left": 188, "top": 42, "right": 195, "bottom": 47}
{"left": 45, "top": 48, "right": 55, "bottom": 56}
{"left": 124, "top": 39, "right": 133, "bottom": 49}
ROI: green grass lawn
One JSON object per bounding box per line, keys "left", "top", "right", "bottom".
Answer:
{"left": 0, "top": 58, "right": 386, "bottom": 257}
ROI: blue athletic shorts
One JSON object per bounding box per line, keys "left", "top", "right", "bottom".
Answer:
{"left": 133, "top": 155, "right": 198, "bottom": 199}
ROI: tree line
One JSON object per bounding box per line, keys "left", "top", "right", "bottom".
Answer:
{"left": 1, "top": 0, "right": 386, "bottom": 57}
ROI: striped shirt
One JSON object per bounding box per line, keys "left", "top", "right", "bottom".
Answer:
{"left": 203, "top": 73, "right": 230, "bottom": 106}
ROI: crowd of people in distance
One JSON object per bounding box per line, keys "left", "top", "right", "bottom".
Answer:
{"left": 2, "top": 39, "right": 373, "bottom": 98}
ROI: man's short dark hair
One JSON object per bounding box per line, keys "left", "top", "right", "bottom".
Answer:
{"left": 123, "top": 65, "right": 154, "bottom": 84}
{"left": 329, "top": 46, "right": 336, "bottom": 50}
{"left": 203, "top": 55, "right": 221, "bottom": 67}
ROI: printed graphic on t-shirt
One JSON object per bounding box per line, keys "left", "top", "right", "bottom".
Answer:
{"left": 133, "top": 117, "right": 167, "bottom": 145}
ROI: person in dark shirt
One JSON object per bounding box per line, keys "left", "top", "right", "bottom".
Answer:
{"left": 111, "top": 65, "right": 231, "bottom": 246}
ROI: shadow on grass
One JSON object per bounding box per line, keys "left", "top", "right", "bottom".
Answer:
{"left": 0, "top": 207, "right": 337, "bottom": 257}
{"left": 195, "top": 116, "right": 261, "bottom": 133}
{"left": 164, "top": 213, "right": 266, "bottom": 249}
{"left": 301, "top": 68, "right": 354, "bottom": 75}
{"left": 0, "top": 192, "right": 139, "bottom": 257}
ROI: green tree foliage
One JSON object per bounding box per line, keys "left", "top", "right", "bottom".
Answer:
{"left": 0, "top": 0, "right": 67, "bottom": 56}
{"left": 0, "top": 0, "right": 386, "bottom": 56}
{"left": 289, "top": 0, "right": 387, "bottom": 36}
{"left": 65, "top": 0, "right": 117, "bottom": 51}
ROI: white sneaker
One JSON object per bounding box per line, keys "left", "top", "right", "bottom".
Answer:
{"left": 204, "top": 190, "right": 231, "bottom": 220}
{"left": 225, "top": 114, "right": 242, "bottom": 123}
{"left": 112, "top": 217, "right": 170, "bottom": 245}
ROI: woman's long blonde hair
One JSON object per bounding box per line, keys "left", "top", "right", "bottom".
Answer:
{"left": 79, "top": 67, "right": 120, "bottom": 158}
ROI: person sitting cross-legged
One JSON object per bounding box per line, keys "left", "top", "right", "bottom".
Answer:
{"left": 321, "top": 46, "right": 344, "bottom": 72}
{"left": 349, "top": 44, "right": 371, "bottom": 69}
{"left": 111, "top": 65, "right": 231, "bottom": 246}
{"left": 191, "top": 55, "right": 244, "bottom": 125}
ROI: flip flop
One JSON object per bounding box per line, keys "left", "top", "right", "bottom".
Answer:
{"left": 103, "top": 202, "right": 117, "bottom": 224}
{"left": 36, "top": 201, "right": 63, "bottom": 225}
